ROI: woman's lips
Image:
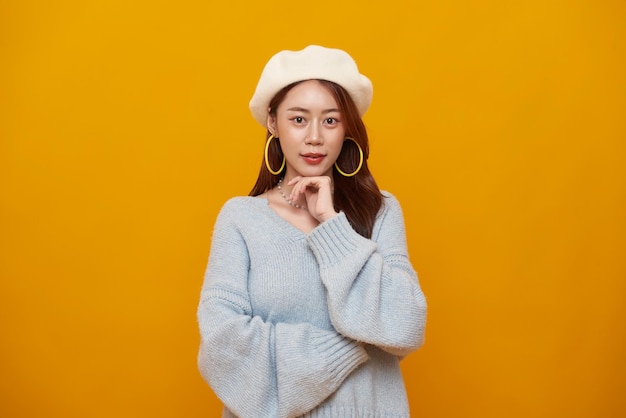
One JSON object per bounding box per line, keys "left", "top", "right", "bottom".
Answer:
{"left": 301, "top": 153, "right": 325, "bottom": 164}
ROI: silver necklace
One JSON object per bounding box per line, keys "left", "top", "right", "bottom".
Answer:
{"left": 277, "top": 178, "right": 308, "bottom": 211}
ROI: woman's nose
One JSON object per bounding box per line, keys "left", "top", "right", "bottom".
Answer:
{"left": 305, "top": 125, "right": 322, "bottom": 144}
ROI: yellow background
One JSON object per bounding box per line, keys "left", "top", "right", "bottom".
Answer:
{"left": 1, "top": 1, "right": 624, "bottom": 417}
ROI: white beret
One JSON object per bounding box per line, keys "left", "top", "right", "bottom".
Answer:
{"left": 249, "top": 45, "right": 373, "bottom": 127}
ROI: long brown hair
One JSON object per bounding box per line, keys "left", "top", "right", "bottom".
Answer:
{"left": 249, "top": 80, "right": 383, "bottom": 238}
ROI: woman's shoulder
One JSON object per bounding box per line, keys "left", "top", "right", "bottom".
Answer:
{"left": 380, "top": 190, "right": 395, "bottom": 200}
{"left": 372, "top": 190, "right": 409, "bottom": 240}
{"left": 221, "top": 195, "right": 264, "bottom": 208}
{"left": 216, "top": 196, "right": 268, "bottom": 220}
{"left": 380, "top": 190, "right": 402, "bottom": 213}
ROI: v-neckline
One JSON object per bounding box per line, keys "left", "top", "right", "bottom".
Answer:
{"left": 252, "top": 196, "right": 311, "bottom": 240}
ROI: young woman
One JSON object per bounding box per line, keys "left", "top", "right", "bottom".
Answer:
{"left": 197, "top": 45, "right": 427, "bottom": 418}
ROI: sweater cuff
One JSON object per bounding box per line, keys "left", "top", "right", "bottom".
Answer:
{"left": 307, "top": 212, "right": 375, "bottom": 268}
{"left": 310, "top": 330, "right": 369, "bottom": 386}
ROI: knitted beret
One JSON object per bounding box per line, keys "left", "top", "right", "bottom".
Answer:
{"left": 249, "top": 45, "right": 373, "bottom": 127}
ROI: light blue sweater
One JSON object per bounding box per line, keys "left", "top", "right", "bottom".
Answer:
{"left": 197, "top": 192, "right": 427, "bottom": 418}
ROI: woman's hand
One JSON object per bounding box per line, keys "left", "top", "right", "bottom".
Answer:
{"left": 288, "top": 176, "right": 339, "bottom": 223}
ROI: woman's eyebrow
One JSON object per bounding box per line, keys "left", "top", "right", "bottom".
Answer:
{"left": 285, "top": 107, "right": 339, "bottom": 114}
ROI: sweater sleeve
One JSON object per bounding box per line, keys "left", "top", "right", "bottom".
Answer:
{"left": 197, "top": 202, "right": 368, "bottom": 418}
{"left": 306, "top": 194, "right": 427, "bottom": 357}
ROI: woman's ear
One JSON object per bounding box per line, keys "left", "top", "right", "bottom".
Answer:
{"left": 267, "top": 111, "right": 278, "bottom": 137}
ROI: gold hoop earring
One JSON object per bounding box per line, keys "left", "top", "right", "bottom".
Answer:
{"left": 335, "top": 137, "right": 364, "bottom": 177}
{"left": 264, "top": 134, "right": 285, "bottom": 175}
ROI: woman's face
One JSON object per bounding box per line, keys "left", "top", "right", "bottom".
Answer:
{"left": 268, "top": 80, "right": 346, "bottom": 179}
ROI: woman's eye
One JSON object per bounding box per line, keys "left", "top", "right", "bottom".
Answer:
{"left": 294, "top": 117, "right": 304, "bottom": 123}
{"left": 325, "top": 118, "right": 337, "bottom": 125}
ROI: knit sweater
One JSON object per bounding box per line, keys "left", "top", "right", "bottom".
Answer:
{"left": 197, "top": 192, "right": 427, "bottom": 418}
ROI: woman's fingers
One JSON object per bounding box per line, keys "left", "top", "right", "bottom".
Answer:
{"left": 288, "top": 176, "right": 329, "bottom": 201}
{"left": 285, "top": 176, "right": 338, "bottom": 222}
